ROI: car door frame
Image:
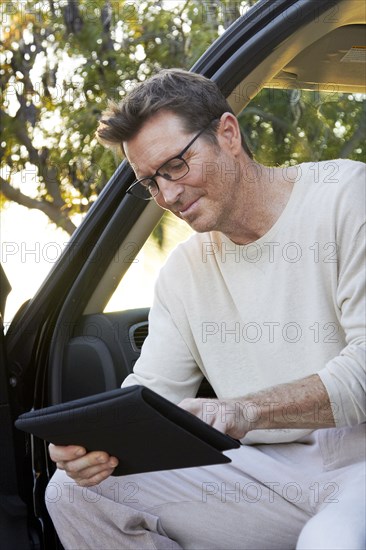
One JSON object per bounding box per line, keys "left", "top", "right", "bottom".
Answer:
{"left": 2, "top": 1, "right": 346, "bottom": 548}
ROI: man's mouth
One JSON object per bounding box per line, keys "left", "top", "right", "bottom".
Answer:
{"left": 178, "top": 198, "right": 201, "bottom": 217}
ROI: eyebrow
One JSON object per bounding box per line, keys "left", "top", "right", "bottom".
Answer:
{"left": 137, "top": 140, "right": 193, "bottom": 180}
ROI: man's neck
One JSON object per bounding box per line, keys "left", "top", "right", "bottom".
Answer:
{"left": 223, "top": 162, "right": 297, "bottom": 245}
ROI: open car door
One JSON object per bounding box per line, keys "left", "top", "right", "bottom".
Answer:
{"left": 0, "top": 265, "right": 34, "bottom": 549}
{"left": 2, "top": 1, "right": 365, "bottom": 548}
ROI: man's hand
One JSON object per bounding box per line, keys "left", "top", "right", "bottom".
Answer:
{"left": 49, "top": 444, "right": 119, "bottom": 487}
{"left": 179, "top": 375, "right": 335, "bottom": 438}
{"left": 179, "top": 397, "right": 250, "bottom": 440}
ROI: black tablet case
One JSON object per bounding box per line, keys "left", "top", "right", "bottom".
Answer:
{"left": 15, "top": 385, "right": 240, "bottom": 476}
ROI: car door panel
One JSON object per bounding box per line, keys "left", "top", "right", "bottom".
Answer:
{"left": 3, "top": 1, "right": 364, "bottom": 548}
{"left": 61, "top": 309, "right": 215, "bottom": 402}
{"left": 61, "top": 309, "right": 149, "bottom": 402}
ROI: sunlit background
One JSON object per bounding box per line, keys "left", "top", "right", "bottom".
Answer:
{"left": 1, "top": 0, "right": 364, "bottom": 327}
{"left": 1, "top": 201, "right": 69, "bottom": 325}
{"left": 1, "top": 0, "right": 224, "bottom": 326}
{"left": 0, "top": 180, "right": 193, "bottom": 328}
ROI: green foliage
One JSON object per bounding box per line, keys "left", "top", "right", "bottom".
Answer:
{"left": 240, "top": 88, "right": 365, "bottom": 165}
{"left": 1, "top": 0, "right": 364, "bottom": 236}
{"left": 1, "top": 0, "right": 235, "bottom": 233}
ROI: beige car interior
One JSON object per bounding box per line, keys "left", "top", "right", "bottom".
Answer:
{"left": 86, "top": 0, "right": 365, "bottom": 315}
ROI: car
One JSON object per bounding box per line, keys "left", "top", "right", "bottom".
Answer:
{"left": 1, "top": 0, "right": 365, "bottom": 547}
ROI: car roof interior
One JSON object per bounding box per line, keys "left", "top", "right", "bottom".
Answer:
{"left": 85, "top": 0, "right": 365, "bottom": 315}
{"left": 227, "top": 0, "right": 366, "bottom": 108}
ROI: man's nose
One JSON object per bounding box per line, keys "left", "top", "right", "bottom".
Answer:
{"left": 157, "top": 178, "right": 185, "bottom": 205}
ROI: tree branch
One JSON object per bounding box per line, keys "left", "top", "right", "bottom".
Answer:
{"left": 0, "top": 176, "right": 77, "bottom": 235}
{"left": 3, "top": 105, "right": 66, "bottom": 209}
{"left": 339, "top": 102, "right": 366, "bottom": 158}
{"left": 64, "top": 0, "right": 84, "bottom": 33}
{"left": 239, "top": 107, "right": 294, "bottom": 132}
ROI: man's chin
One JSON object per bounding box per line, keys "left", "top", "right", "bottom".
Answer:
{"left": 184, "top": 216, "right": 217, "bottom": 234}
{"left": 169, "top": 202, "right": 217, "bottom": 233}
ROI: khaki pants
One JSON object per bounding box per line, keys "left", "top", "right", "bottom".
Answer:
{"left": 46, "top": 424, "right": 365, "bottom": 550}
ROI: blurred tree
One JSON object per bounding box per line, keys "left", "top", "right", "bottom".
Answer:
{"left": 0, "top": 0, "right": 364, "bottom": 236}
{"left": 241, "top": 88, "right": 366, "bottom": 167}
{"left": 0, "top": 0, "right": 246, "bottom": 234}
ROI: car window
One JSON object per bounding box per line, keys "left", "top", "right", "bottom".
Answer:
{"left": 0, "top": 202, "right": 82, "bottom": 327}
{"left": 239, "top": 87, "right": 365, "bottom": 166}
{"left": 104, "top": 211, "right": 194, "bottom": 312}
{"left": 104, "top": 86, "right": 364, "bottom": 315}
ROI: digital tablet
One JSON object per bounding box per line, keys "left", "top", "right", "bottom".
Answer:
{"left": 15, "top": 385, "right": 240, "bottom": 476}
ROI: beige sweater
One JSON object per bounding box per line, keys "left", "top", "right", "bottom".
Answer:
{"left": 123, "top": 159, "right": 366, "bottom": 444}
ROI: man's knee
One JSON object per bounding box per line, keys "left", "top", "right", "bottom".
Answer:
{"left": 297, "top": 511, "right": 366, "bottom": 550}
{"left": 45, "top": 468, "right": 84, "bottom": 519}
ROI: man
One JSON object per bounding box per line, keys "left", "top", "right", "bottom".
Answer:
{"left": 47, "top": 69, "right": 365, "bottom": 549}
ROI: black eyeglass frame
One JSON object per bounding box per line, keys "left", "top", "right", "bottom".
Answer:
{"left": 126, "top": 118, "right": 218, "bottom": 201}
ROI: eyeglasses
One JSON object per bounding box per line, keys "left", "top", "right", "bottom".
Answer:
{"left": 127, "top": 119, "right": 217, "bottom": 201}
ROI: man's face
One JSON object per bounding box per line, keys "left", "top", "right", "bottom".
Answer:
{"left": 124, "top": 111, "right": 243, "bottom": 234}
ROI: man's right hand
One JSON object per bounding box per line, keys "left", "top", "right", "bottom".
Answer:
{"left": 49, "top": 444, "right": 119, "bottom": 487}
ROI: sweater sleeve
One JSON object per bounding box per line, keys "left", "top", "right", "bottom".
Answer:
{"left": 121, "top": 256, "right": 204, "bottom": 404}
{"left": 318, "top": 166, "right": 366, "bottom": 427}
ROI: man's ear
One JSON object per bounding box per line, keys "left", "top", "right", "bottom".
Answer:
{"left": 217, "top": 112, "right": 242, "bottom": 156}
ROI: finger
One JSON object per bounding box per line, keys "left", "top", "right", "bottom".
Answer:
{"left": 178, "top": 398, "right": 195, "bottom": 409}
{"left": 49, "top": 443, "right": 86, "bottom": 462}
{"left": 57, "top": 451, "right": 116, "bottom": 473}
{"left": 75, "top": 467, "right": 116, "bottom": 487}
{"left": 71, "top": 461, "right": 117, "bottom": 482}
{"left": 211, "top": 419, "right": 227, "bottom": 433}
{"left": 63, "top": 459, "right": 118, "bottom": 486}
{"left": 178, "top": 398, "right": 203, "bottom": 416}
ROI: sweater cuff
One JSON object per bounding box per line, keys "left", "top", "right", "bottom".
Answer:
{"left": 317, "top": 347, "right": 366, "bottom": 428}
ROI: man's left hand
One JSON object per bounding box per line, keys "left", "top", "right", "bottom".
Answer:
{"left": 179, "top": 397, "right": 250, "bottom": 439}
